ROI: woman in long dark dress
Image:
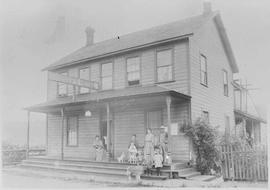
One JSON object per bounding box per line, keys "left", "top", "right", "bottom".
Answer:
{"left": 144, "top": 128, "right": 154, "bottom": 175}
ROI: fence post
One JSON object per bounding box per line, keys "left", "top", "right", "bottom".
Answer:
{"left": 230, "top": 144, "right": 235, "bottom": 181}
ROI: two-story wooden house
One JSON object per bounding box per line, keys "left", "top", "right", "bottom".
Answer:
{"left": 26, "top": 3, "right": 239, "bottom": 162}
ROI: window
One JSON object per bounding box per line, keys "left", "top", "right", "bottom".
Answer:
{"left": 157, "top": 49, "right": 173, "bottom": 82}
{"left": 223, "top": 70, "right": 228, "bottom": 96}
{"left": 79, "top": 68, "right": 90, "bottom": 94}
{"left": 58, "top": 72, "right": 68, "bottom": 96}
{"left": 101, "top": 63, "right": 113, "bottom": 90}
{"left": 200, "top": 54, "right": 207, "bottom": 86}
{"left": 127, "top": 57, "right": 140, "bottom": 86}
{"left": 67, "top": 116, "right": 78, "bottom": 146}
{"left": 202, "top": 111, "right": 209, "bottom": 123}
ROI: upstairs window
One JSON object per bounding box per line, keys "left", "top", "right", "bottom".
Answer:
{"left": 58, "top": 72, "right": 68, "bottom": 96}
{"left": 223, "top": 70, "right": 229, "bottom": 96}
{"left": 127, "top": 57, "right": 140, "bottom": 86}
{"left": 200, "top": 54, "right": 207, "bottom": 86}
{"left": 67, "top": 116, "right": 78, "bottom": 146}
{"left": 157, "top": 49, "right": 173, "bottom": 82}
{"left": 101, "top": 62, "right": 113, "bottom": 90}
{"left": 202, "top": 111, "right": 209, "bottom": 123}
{"left": 79, "top": 67, "right": 90, "bottom": 94}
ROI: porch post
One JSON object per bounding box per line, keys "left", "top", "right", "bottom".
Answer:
{"left": 61, "top": 108, "right": 64, "bottom": 160}
{"left": 106, "top": 103, "right": 111, "bottom": 160}
{"left": 166, "top": 96, "right": 172, "bottom": 152}
{"left": 26, "top": 111, "right": 30, "bottom": 159}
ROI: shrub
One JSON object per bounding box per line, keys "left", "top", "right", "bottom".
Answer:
{"left": 181, "top": 118, "right": 221, "bottom": 175}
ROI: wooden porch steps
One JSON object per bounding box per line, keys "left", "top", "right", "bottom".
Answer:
{"left": 19, "top": 157, "right": 217, "bottom": 182}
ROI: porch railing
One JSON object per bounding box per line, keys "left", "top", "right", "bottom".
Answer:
{"left": 219, "top": 144, "right": 268, "bottom": 181}
{"left": 2, "top": 149, "right": 46, "bottom": 166}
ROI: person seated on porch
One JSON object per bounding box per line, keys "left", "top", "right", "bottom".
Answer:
{"left": 128, "top": 142, "right": 138, "bottom": 163}
{"left": 93, "top": 135, "right": 104, "bottom": 161}
{"left": 128, "top": 134, "right": 140, "bottom": 149}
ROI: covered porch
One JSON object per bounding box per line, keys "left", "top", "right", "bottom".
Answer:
{"left": 25, "top": 85, "right": 192, "bottom": 162}
{"left": 234, "top": 109, "right": 266, "bottom": 146}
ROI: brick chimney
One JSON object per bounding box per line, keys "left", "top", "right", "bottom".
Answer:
{"left": 203, "top": 1, "right": 212, "bottom": 15}
{"left": 85, "top": 26, "right": 95, "bottom": 46}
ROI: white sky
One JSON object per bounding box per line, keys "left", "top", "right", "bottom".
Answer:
{"left": 0, "top": 0, "right": 270, "bottom": 144}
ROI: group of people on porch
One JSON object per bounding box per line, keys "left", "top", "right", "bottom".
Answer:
{"left": 92, "top": 126, "right": 169, "bottom": 176}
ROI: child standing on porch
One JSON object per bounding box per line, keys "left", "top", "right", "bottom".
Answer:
{"left": 153, "top": 147, "right": 163, "bottom": 176}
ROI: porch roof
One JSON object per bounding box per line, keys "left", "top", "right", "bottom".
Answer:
{"left": 25, "top": 85, "right": 191, "bottom": 113}
{"left": 234, "top": 109, "right": 266, "bottom": 124}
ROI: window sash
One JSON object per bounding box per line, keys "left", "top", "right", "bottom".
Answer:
{"left": 200, "top": 55, "right": 207, "bottom": 85}
{"left": 127, "top": 57, "right": 140, "bottom": 85}
{"left": 157, "top": 65, "right": 172, "bottom": 82}
{"left": 157, "top": 49, "right": 172, "bottom": 67}
{"left": 127, "top": 57, "right": 140, "bottom": 72}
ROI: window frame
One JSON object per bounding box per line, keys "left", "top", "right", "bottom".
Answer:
{"left": 155, "top": 47, "right": 174, "bottom": 84}
{"left": 202, "top": 110, "right": 209, "bottom": 123}
{"left": 78, "top": 66, "right": 90, "bottom": 94}
{"left": 66, "top": 116, "right": 79, "bottom": 147}
{"left": 200, "top": 54, "right": 208, "bottom": 87}
{"left": 223, "top": 69, "right": 229, "bottom": 97}
{"left": 57, "top": 71, "right": 68, "bottom": 97}
{"left": 126, "top": 55, "right": 141, "bottom": 87}
{"left": 101, "top": 62, "right": 113, "bottom": 91}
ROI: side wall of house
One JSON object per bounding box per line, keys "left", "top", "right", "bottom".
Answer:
{"left": 189, "top": 18, "right": 235, "bottom": 135}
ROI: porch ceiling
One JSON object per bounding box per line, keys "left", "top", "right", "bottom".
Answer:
{"left": 25, "top": 85, "right": 190, "bottom": 113}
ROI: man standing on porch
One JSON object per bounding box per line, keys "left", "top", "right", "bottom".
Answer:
{"left": 93, "top": 135, "right": 104, "bottom": 161}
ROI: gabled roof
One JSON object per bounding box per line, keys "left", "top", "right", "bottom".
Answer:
{"left": 43, "top": 11, "right": 238, "bottom": 73}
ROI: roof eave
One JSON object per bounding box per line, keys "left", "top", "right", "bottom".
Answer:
{"left": 214, "top": 14, "right": 239, "bottom": 73}
{"left": 42, "top": 34, "right": 193, "bottom": 71}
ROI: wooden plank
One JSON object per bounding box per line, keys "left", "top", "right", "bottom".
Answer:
{"left": 49, "top": 72, "right": 99, "bottom": 90}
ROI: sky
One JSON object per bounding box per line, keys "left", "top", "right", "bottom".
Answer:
{"left": 0, "top": 0, "right": 270, "bottom": 145}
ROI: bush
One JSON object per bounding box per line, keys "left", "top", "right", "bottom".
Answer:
{"left": 182, "top": 118, "right": 221, "bottom": 175}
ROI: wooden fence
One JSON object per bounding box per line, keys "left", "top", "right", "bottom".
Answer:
{"left": 2, "top": 149, "right": 46, "bottom": 166}
{"left": 219, "top": 144, "right": 268, "bottom": 181}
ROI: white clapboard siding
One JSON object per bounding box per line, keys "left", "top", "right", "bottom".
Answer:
{"left": 47, "top": 40, "right": 189, "bottom": 100}
{"left": 189, "top": 17, "right": 235, "bottom": 134}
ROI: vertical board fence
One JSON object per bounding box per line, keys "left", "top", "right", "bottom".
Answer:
{"left": 219, "top": 144, "right": 268, "bottom": 181}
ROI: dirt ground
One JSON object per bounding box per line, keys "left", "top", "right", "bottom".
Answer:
{"left": 1, "top": 170, "right": 268, "bottom": 189}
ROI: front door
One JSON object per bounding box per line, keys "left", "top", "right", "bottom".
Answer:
{"left": 147, "top": 110, "right": 162, "bottom": 146}
{"left": 100, "top": 120, "right": 114, "bottom": 157}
